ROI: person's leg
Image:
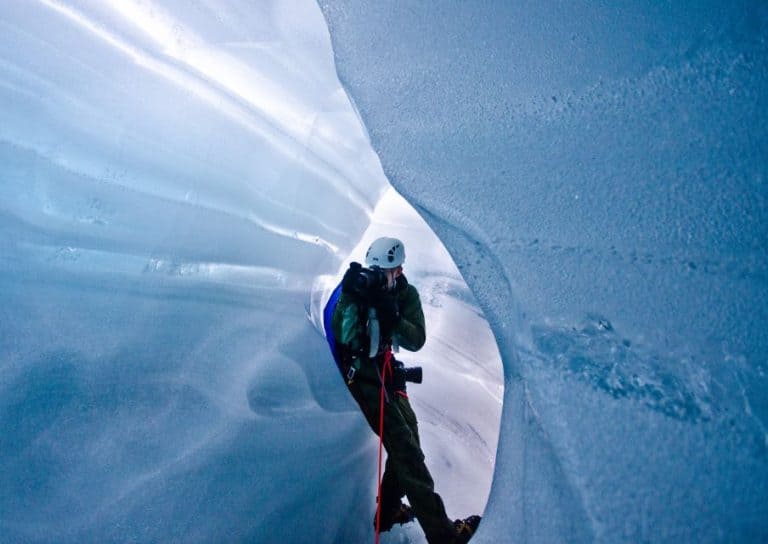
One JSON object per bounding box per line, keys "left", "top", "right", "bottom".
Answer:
{"left": 349, "top": 382, "right": 457, "bottom": 543}
{"left": 380, "top": 456, "right": 405, "bottom": 514}
{"left": 383, "top": 397, "right": 457, "bottom": 543}
{"left": 349, "top": 383, "right": 407, "bottom": 522}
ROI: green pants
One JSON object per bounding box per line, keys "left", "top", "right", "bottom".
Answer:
{"left": 349, "top": 380, "right": 457, "bottom": 544}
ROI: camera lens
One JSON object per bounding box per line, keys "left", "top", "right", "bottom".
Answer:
{"left": 404, "top": 367, "right": 422, "bottom": 384}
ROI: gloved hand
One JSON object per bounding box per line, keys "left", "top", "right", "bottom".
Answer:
{"left": 341, "top": 262, "right": 363, "bottom": 295}
{"left": 389, "top": 358, "right": 407, "bottom": 393}
{"left": 373, "top": 290, "right": 400, "bottom": 335}
{"left": 394, "top": 273, "right": 408, "bottom": 293}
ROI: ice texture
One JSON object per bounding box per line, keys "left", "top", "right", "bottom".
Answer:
{"left": 320, "top": 1, "right": 768, "bottom": 542}
{"left": 0, "top": 2, "right": 501, "bottom": 543}
{"left": 1, "top": 0, "right": 766, "bottom": 542}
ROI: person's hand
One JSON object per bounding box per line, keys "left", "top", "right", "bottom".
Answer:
{"left": 341, "top": 262, "right": 363, "bottom": 294}
{"left": 389, "top": 358, "right": 407, "bottom": 393}
{"left": 374, "top": 291, "right": 400, "bottom": 334}
{"left": 395, "top": 273, "right": 408, "bottom": 293}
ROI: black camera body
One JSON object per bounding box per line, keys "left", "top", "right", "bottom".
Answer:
{"left": 347, "top": 263, "right": 389, "bottom": 299}
{"left": 392, "top": 359, "right": 423, "bottom": 387}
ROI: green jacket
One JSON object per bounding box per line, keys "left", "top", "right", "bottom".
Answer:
{"left": 331, "top": 280, "right": 426, "bottom": 373}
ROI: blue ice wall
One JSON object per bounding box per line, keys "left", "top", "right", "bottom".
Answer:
{"left": 320, "top": 2, "right": 768, "bottom": 542}
{"left": 0, "top": 2, "right": 385, "bottom": 541}
{"left": 1, "top": 1, "right": 766, "bottom": 541}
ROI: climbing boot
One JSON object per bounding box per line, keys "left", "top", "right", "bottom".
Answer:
{"left": 375, "top": 503, "right": 415, "bottom": 532}
{"left": 451, "top": 515, "right": 481, "bottom": 543}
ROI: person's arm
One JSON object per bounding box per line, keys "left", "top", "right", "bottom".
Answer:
{"left": 394, "top": 284, "right": 426, "bottom": 351}
{"left": 334, "top": 294, "right": 364, "bottom": 349}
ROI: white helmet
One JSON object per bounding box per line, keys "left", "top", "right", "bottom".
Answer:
{"left": 365, "top": 237, "right": 405, "bottom": 269}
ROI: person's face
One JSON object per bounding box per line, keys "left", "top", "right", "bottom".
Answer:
{"left": 385, "top": 266, "right": 403, "bottom": 289}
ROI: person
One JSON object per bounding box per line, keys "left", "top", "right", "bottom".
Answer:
{"left": 325, "top": 237, "right": 481, "bottom": 544}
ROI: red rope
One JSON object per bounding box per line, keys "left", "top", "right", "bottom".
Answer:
{"left": 375, "top": 350, "right": 393, "bottom": 544}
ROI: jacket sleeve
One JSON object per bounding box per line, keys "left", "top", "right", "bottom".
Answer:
{"left": 332, "top": 294, "right": 364, "bottom": 348}
{"left": 393, "top": 285, "right": 426, "bottom": 351}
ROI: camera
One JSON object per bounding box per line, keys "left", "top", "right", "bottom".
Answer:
{"left": 392, "top": 361, "right": 423, "bottom": 387}
{"left": 403, "top": 366, "right": 423, "bottom": 384}
{"left": 346, "top": 263, "right": 388, "bottom": 298}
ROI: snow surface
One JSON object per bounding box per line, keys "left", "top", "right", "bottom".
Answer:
{"left": 0, "top": 1, "right": 500, "bottom": 543}
{"left": 0, "top": 0, "right": 766, "bottom": 543}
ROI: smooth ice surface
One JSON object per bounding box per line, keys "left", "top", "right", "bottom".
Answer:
{"left": 0, "top": 1, "right": 500, "bottom": 543}
{"left": 320, "top": 2, "right": 768, "bottom": 542}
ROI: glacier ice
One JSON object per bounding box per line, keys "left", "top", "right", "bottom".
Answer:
{"left": 1, "top": 0, "right": 767, "bottom": 543}
{"left": 0, "top": 1, "right": 501, "bottom": 542}
{"left": 321, "top": 1, "right": 768, "bottom": 542}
